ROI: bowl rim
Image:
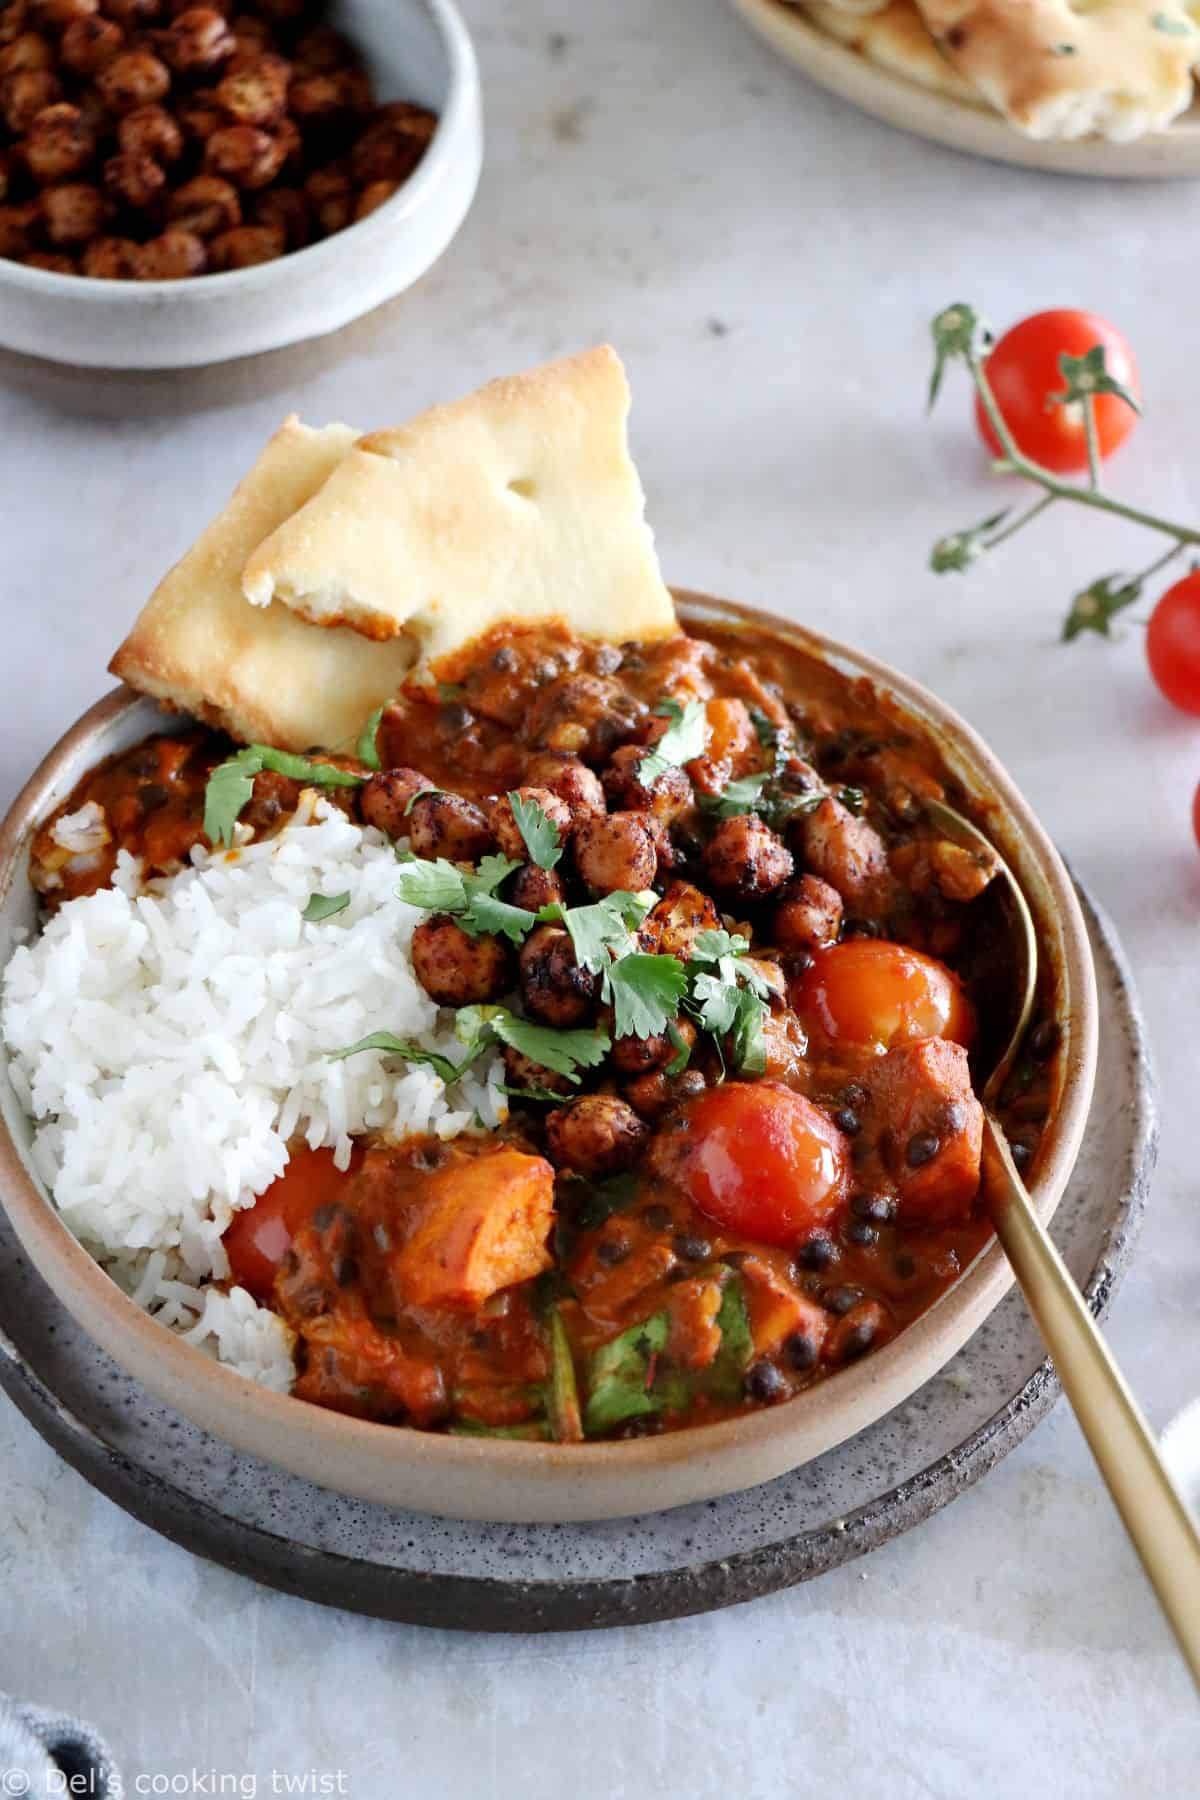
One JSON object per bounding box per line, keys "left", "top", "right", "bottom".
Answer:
{"left": 0, "top": 0, "right": 478, "bottom": 302}
{"left": 0, "top": 590, "right": 1099, "bottom": 1522}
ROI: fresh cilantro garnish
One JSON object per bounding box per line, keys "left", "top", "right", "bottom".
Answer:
{"left": 701, "top": 771, "right": 772, "bottom": 819}
{"left": 327, "top": 1032, "right": 471, "bottom": 1084}
{"left": 570, "top": 1171, "right": 640, "bottom": 1232}
{"left": 837, "top": 785, "right": 866, "bottom": 816}
{"left": 499, "top": 1083, "right": 571, "bottom": 1105}
{"left": 685, "top": 931, "right": 772, "bottom": 1075}
{"left": 355, "top": 705, "right": 385, "bottom": 771}
{"left": 549, "top": 890, "right": 652, "bottom": 973}
{"left": 302, "top": 891, "right": 351, "bottom": 922}
{"left": 393, "top": 852, "right": 523, "bottom": 935}
{"left": 583, "top": 1312, "right": 672, "bottom": 1435}
{"left": 544, "top": 1306, "right": 584, "bottom": 1442}
{"left": 637, "top": 697, "right": 710, "bottom": 786}
{"left": 706, "top": 1277, "right": 755, "bottom": 1401}
{"left": 665, "top": 1021, "right": 692, "bottom": 1076}
{"left": 749, "top": 705, "right": 783, "bottom": 751}
{"left": 403, "top": 786, "right": 440, "bottom": 816}
{"left": 455, "top": 1006, "right": 610, "bottom": 1083}
{"left": 204, "top": 746, "right": 364, "bottom": 848}
{"left": 508, "top": 790, "right": 564, "bottom": 870}
{"left": 607, "top": 953, "right": 689, "bottom": 1039}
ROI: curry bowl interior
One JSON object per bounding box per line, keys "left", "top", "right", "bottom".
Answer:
{"left": 0, "top": 593, "right": 1098, "bottom": 1523}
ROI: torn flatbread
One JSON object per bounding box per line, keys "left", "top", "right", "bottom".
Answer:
{"left": 110, "top": 417, "right": 418, "bottom": 752}
{"left": 240, "top": 347, "right": 679, "bottom": 673}
{"left": 804, "top": 0, "right": 985, "bottom": 104}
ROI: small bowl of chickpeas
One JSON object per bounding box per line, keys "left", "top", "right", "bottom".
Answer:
{"left": 0, "top": 0, "right": 480, "bottom": 366}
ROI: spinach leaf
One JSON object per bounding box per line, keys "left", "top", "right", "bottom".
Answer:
{"left": 583, "top": 1311, "right": 671, "bottom": 1435}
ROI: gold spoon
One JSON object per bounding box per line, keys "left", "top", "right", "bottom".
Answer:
{"left": 926, "top": 797, "right": 1200, "bottom": 1687}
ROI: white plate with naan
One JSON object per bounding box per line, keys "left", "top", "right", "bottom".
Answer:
{"left": 731, "top": 0, "right": 1200, "bottom": 178}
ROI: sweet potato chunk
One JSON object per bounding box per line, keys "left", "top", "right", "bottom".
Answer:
{"left": 859, "top": 1037, "right": 983, "bottom": 1225}
{"left": 666, "top": 1276, "right": 724, "bottom": 1370}
{"left": 394, "top": 1148, "right": 555, "bottom": 1310}
{"left": 738, "top": 1252, "right": 830, "bottom": 1359}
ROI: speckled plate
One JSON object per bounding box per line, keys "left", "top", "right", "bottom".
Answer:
{"left": 730, "top": 0, "right": 1200, "bottom": 180}
{"left": 0, "top": 891, "right": 1154, "bottom": 1631}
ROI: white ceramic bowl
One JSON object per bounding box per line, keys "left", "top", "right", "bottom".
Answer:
{"left": 0, "top": 593, "right": 1099, "bottom": 1523}
{"left": 0, "top": 0, "right": 482, "bottom": 369}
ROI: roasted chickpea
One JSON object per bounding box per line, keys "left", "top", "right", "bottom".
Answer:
{"left": 23, "top": 248, "right": 75, "bottom": 271}
{"left": 354, "top": 178, "right": 397, "bottom": 221}
{"left": 611, "top": 1017, "right": 695, "bottom": 1076}
{"left": 228, "top": 13, "right": 275, "bottom": 53}
{"left": 253, "top": 0, "right": 305, "bottom": 21}
{"left": 702, "top": 814, "right": 793, "bottom": 904}
{"left": 117, "top": 102, "right": 182, "bottom": 164}
{"left": 772, "top": 874, "right": 843, "bottom": 954}
{"left": 407, "top": 790, "right": 494, "bottom": 864}
{"left": 40, "top": 179, "right": 105, "bottom": 244}
{"left": 293, "top": 25, "right": 357, "bottom": 73}
{"left": 602, "top": 743, "right": 693, "bottom": 822}
{"left": 270, "top": 109, "right": 301, "bottom": 173}
{"left": 518, "top": 924, "right": 598, "bottom": 1029}
{"left": 0, "top": 3, "right": 31, "bottom": 49}
{"left": 522, "top": 751, "right": 606, "bottom": 825}
{"left": 350, "top": 100, "right": 435, "bottom": 185}
{"left": 287, "top": 70, "right": 346, "bottom": 128}
{"left": 96, "top": 49, "right": 169, "bottom": 112}
{"left": 0, "top": 150, "right": 11, "bottom": 203}
{"left": 545, "top": 1096, "right": 649, "bottom": 1179}
{"left": 506, "top": 862, "right": 565, "bottom": 913}
{"left": 637, "top": 879, "right": 721, "bottom": 960}
{"left": 357, "top": 767, "right": 433, "bottom": 838}
{"left": 304, "top": 163, "right": 352, "bottom": 234}
{"left": 81, "top": 232, "right": 139, "bottom": 275}
{"left": 0, "top": 202, "right": 37, "bottom": 258}
{"left": 101, "top": 0, "right": 163, "bottom": 25}
{"left": 623, "top": 1066, "right": 707, "bottom": 1122}
{"left": 3, "top": 67, "right": 61, "bottom": 133}
{"left": 0, "top": 34, "right": 54, "bottom": 79}
{"left": 175, "top": 87, "right": 224, "bottom": 143}
{"left": 411, "top": 914, "right": 510, "bottom": 1008}
{"left": 251, "top": 182, "right": 308, "bottom": 247}
{"left": 204, "top": 122, "right": 284, "bottom": 188}
{"left": 134, "top": 225, "right": 205, "bottom": 276}
{"left": 60, "top": 13, "right": 123, "bottom": 73}
{"left": 216, "top": 51, "right": 289, "bottom": 125}
{"left": 206, "top": 220, "right": 282, "bottom": 267}
{"left": 163, "top": 0, "right": 229, "bottom": 16}
{"left": 337, "top": 66, "right": 372, "bottom": 118}
{"left": 104, "top": 149, "right": 166, "bottom": 208}
{"left": 488, "top": 787, "right": 571, "bottom": 863}
{"left": 31, "top": 0, "right": 98, "bottom": 27}
{"left": 22, "top": 104, "right": 96, "bottom": 183}
{"left": 160, "top": 7, "right": 234, "bottom": 75}
{"left": 502, "top": 1045, "right": 573, "bottom": 1098}
{"left": 166, "top": 172, "right": 239, "bottom": 236}
{"left": 574, "top": 811, "right": 657, "bottom": 896}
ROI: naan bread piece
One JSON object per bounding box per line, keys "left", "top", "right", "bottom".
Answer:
{"left": 241, "top": 347, "right": 679, "bottom": 674}
{"left": 913, "top": 0, "right": 1200, "bottom": 139}
{"left": 804, "top": 0, "right": 984, "bottom": 102}
{"left": 110, "top": 417, "right": 418, "bottom": 752}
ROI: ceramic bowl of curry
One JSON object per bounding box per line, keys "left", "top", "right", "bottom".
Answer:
{"left": 0, "top": 591, "right": 1098, "bottom": 1523}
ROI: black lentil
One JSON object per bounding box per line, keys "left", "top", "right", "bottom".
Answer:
{"left": 906, "top": 1132, "right": 940, "bottom": 1168}
{"left": 744, "top": 1360, "right": 788, "bottom": 1403}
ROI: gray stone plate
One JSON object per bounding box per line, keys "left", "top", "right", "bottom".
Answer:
{"left": 0, "top": 891, "right": 1156, "bottom": 1632}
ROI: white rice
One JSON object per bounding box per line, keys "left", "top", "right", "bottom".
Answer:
{"left": 1, "top": 791, "right": 507, "bottom": 1389}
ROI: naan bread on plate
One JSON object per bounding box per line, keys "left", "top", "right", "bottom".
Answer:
{"left": 110, "top": 418, "right": 418, "bottom": 752}
{"left": 912, "top": 0, "right": 1200, "bottom": 139}
{"left": 241, "top": 347, "right": 679, "bottom": 675}
{"left": 804, "top": 0, "right": 984, "bottom": 103}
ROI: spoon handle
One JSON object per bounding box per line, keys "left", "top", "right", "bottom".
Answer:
{"left": 984, "top": 1114, "right": 1200, "bottom": 1687}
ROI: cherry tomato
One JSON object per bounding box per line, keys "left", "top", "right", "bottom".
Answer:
{"left": 667, "top": 1083, "right": 850, "bottom": 1247}
{"left": 1147, "top": 572, "right": 1200, "bottom": 716}
{"left": 224, "top": 1144, "right": 359, "bottom": 1299}
{"left": 792, "top": 939, "right": 975, "bottom": 1054}
{"left": 975, "top": 310, "right": 1139, "bottom": 475}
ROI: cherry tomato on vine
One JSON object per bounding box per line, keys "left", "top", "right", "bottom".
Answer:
{"left": 975, "top": 310, "right": 1140, "bottom": 475}
{"left": 1147, "top": 572, "right": 1200, "bottom": 717}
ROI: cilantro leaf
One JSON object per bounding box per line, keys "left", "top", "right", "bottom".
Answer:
{"left": 690, "top": 969, "right": 740, "bottom": 1039}
{"left": 606, "top": 953, "right": 688, "bottom": 1039}
{"left": 508, "top": 791, "right": 564, "bottom": 871}
{"left": 638, "top": 698, "right": 710, "bottom": 786}
{"left": 749, "top": 705, "right": 784, "bottom": 751}
{"left": 583, "top": 1312, "right": 672, "bottom": 1435}
{"left": 700, "top": 771, "right": 772, "bottom": 819}
{"left": 728, "top": 987, "right": 769, "bottom": 1075}
{"left": 706, "top": 1277, "right": 754, "bottom": 1401}
{"left": 545, "top": 1306, "right": 584, "bottom": 1443}
{"left": 355, "top": 705, "right": 385, "bottom": 771}
{"left": 327, "top": 1032, "right": 474, "bottom": 1084}
{"left": 665, "top": 1021, "right": 692, "bottom": 1076}
{"left": 302, "top": 890, "right": 351, "bottom": 922}
{"left": 455, "top": 1005, "right": 610, "bottom": 1083}
{"left": 460, "top": 891, "right": 538, "bottom": 945}
{"left": 204, "top": 746, "right": 364, "bottom": 849}
{"left": 690, "top": 928, "right": 753, "bottom": 964}
{"left": 553, "top": 891, "right": 650, "bottom": 973}
{"left": 837, "top": 785, "right": 866, "bottom": 817}
{"left": 395, "top": 858, "right": 469, "bottom": 912}
{"left": 471, "top": 853, "right": 523, "bottom": 896}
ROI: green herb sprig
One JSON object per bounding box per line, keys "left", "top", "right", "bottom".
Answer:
{"left": 927, "top": 302, "right": 1193, "bottom": 641}
{"left": 204, "top": 746, "right": 365, "bottom": 849}
{"left": 637, "top": 697, "right": 710, "bottom": 786}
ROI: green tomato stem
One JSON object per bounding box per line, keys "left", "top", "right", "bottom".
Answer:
{"left": 968, "top": 349, "right": 1200, "bottom": 548}
{"left": 983, "top": 492, "right": 1056, "bottom": 550}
